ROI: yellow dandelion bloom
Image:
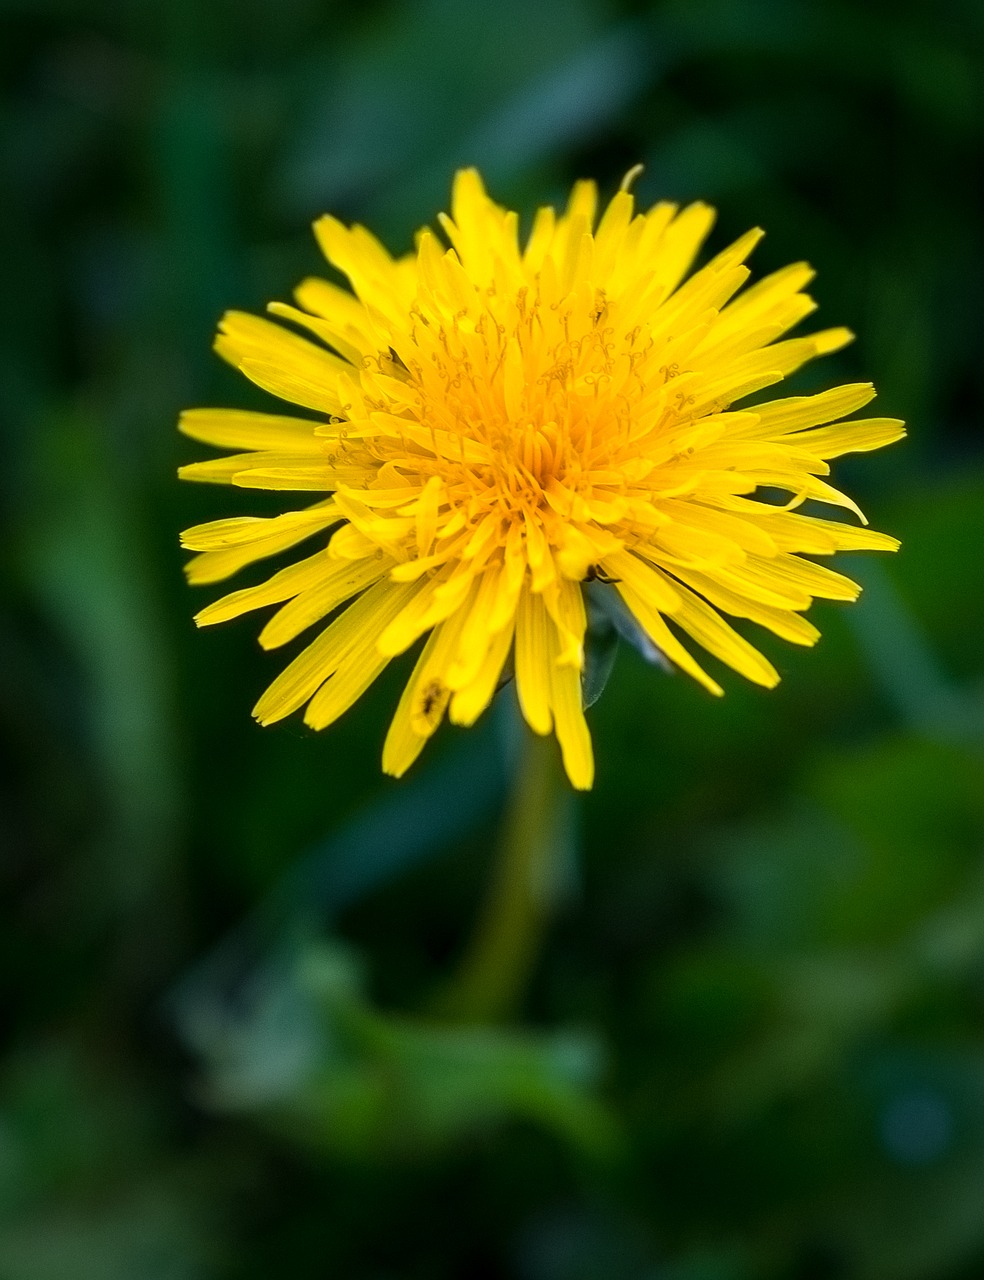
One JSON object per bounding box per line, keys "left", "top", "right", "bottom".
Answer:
{"left": 179, "top": 169, "right": 903, "bottom": 790}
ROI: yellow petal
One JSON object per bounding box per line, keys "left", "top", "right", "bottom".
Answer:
{"left": 376, "top": 566, "right": 467, "bottom": 657}
{"left": 178, "top": 451, "right": 329, "bottom": 485}
{"left": 652, "top": 202, "right": 716, "bottom": 296}
{"left": 253, "top": 577, "right": 419, "bottom": 725}
{"left": 266, "top": 301, "right": 367, "bottom": 367}
{"left": 214, "top": 311, "right": 350, "bottom": 411}
{"left": 445, "top": 565, "right": 507, "bottom": 691}
{"left": 179, "top": 408, "right": 324, "bottom": 451}
{"left": 735, "top": 383, "right": 876, "bottom": 437}
{"left": 184, "top": 506, "right": 342, "bottom": 585}
{"left": 542, "top": 577, "right": 588, "bottom": 668}
{"left": 448, "top": 615, "right": 516, "bottom": 727}
{"left": 715, "top": 503, "right": 899, "bottom": 555}
{"left": 313, "top": 216, "right": 413, "bottom": 321}
{"left": 180, "top": 503, "right": 337, "bottom": 550}
{"left": 602, "top": 549, "right": 682, "bottom": 611}
{"left": 236, "top": 358, "right": 344, "bottom": 416}
{"left": 259, "top": 555, "right": 393, "bottom": 649}
{"left": 194, "top": 550, "right": 331, "bottom": 627}
{"left": 664, "top": 577, "right": 779, "bottom": 688}
{"left": 782, "top": 417, "right": 906, "bottom": 457}
{"left": 546, "top": 616, "right": 594, "bottom": 790}
{"left": 669, "top": 566, "right": 821, "bottom": 647}
{"left": 514, "top": 586, "right": 553, "bottom": 735}
{"left": 294, "top": 275, "right": 378, "bottom": 344}
{"left": 743, "top": 553, "right": 861, "bottom": 603}
{"left": 303, "top": 643, "right": 393, "bottom": 731}
{"left": 720, "top": 261, "right": 815, "bottom": 324}
{"left": 382, "top": 589, "right": 478, "bottom": 777}
{"left": 231, "top": 464, "right": 361, "bottom": 491}
{"left": 614, "top": 580, "right": 723, "bottom": 697}
{"left": 658, "top": 500, "right": 778, "bottom": 557}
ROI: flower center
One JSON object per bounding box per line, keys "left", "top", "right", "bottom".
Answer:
{"left": 362, "top": 285, "right": 650, "bottom": 533}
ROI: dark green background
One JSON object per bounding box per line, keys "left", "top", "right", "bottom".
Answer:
{"left": 3, "top": 0, "right": 984, "bottom": 1276}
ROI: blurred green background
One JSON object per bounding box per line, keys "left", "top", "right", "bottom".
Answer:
{"left": 3, "top": 0, "right": 984, "bottom": 1276}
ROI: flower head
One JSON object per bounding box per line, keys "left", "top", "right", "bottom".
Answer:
{"left": 179, "top": 169, "right": 902, "bottom": 789}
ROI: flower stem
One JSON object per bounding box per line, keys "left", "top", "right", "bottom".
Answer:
{"left": 438, "top": 727, "right": 566, "bottom": 1024}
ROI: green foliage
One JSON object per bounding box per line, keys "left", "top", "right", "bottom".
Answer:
{"left": 192, "top": 937, "right": 614, "bottom": 1160}
{"left": 3, "top": 0, "right": 984, "bottom": 1276}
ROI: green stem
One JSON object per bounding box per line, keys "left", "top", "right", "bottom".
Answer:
{"left": 438, "top": 728, "right": 565, "bottom": 1024}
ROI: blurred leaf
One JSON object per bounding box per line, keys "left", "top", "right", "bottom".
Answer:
{"left": 0, "top": 1044, "right": 219, "bottom": 1280}
{"left": 283, "top": 705, "right": 515, "bottom": 919}
{"left": 276, "top": 0, "right": 651, "bottom": 227}
{"left": 456, "top": 21, "right": 654, "bottom": 185}
{"left": 14, "top": 411, "right": 183, "bottom": 925}
{"left": 171, "top": 710, "right": 516, "bottom": 1074}
{"left": 713, "top": 737, "right": 984, "bottom": 950}
{"left": 0, "top": 1188, "right": 212, "bottom": 1280}
{"left": 184, "top": 934, "right": 615, "bottom": 1162}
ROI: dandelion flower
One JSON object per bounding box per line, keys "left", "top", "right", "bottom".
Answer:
{"left": 179, "top": 169, "right": 903, "bottom": 789}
